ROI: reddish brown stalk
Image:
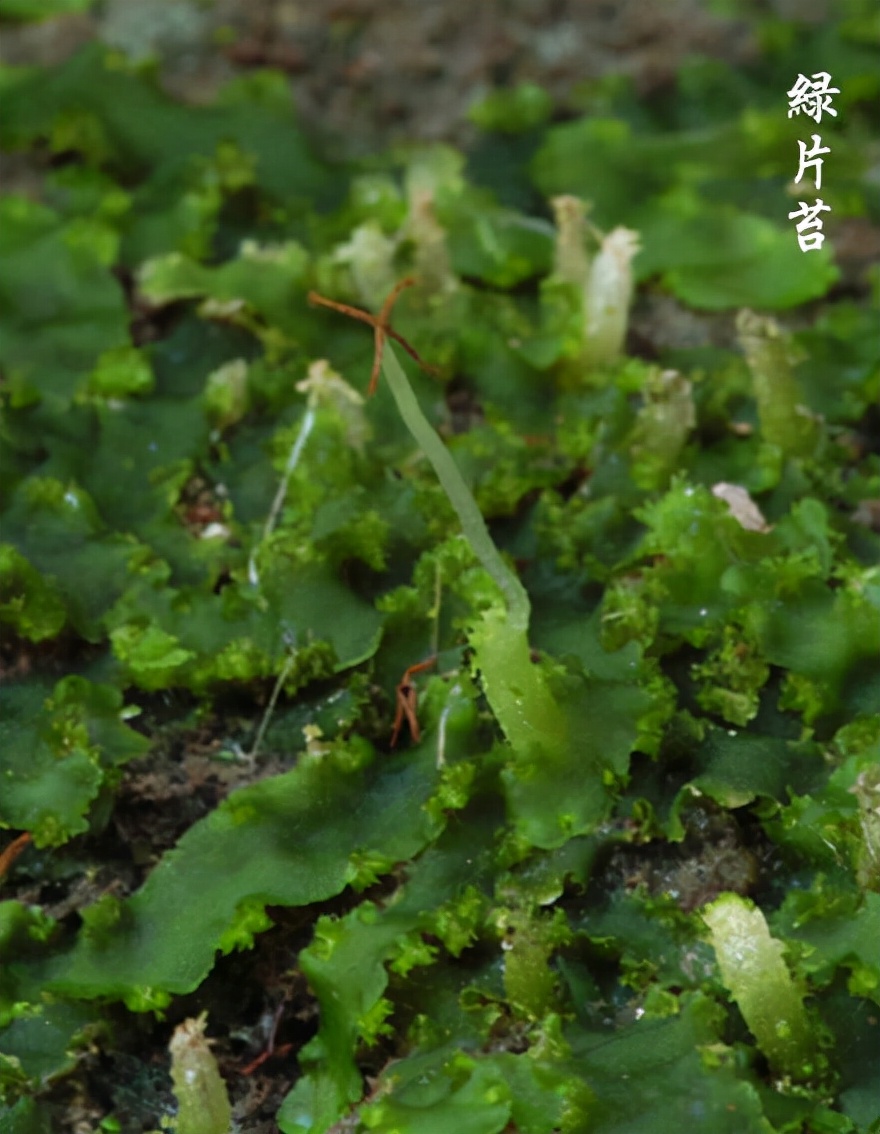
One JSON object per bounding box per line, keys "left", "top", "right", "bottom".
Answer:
{"left": 390, "top": 655, "right": 437, "bottom": 748}
{"left": 240, "top": 999, "right": 293, "bottom": 1076}
{"left": 308, "top": 276, "right": 440, "bottom": 396}
{"left": 0, "top": 832, "right": 31, "bottom": 881}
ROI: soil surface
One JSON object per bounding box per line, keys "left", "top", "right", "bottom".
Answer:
{"left": 3, "top": 0, "right": 762, "bottom": 155}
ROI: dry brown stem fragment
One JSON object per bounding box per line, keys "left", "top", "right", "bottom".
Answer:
{"left": 0, "top": 832, "right": 31, "bottom": 881}
{"left": 391, "top": 655, "right": 437, "bottom": 748}
{"left": 308, "top": 276, "right": 440, "bottom": 395}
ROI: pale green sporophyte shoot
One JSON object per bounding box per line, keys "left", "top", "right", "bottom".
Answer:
{"left": 308, "top": 280, "right": 571, "bottom": 778}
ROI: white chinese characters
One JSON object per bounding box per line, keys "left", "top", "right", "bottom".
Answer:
{"left": 787, "top": 73, "right": 838, "bottom": 252}
{"left": 787, "top": 200, "right": 832, "bottom": 253}
{"left": 786, "top": 72, "right": 840, "bottom": 123}
{"left": 794, "top": 134, "right": 830, "bottom": 191}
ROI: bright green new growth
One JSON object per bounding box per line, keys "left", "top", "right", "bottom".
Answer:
{"left": 379, "top": 344, "right": 569, "bottom": 764}
{"left": 168, "top": 1013, "right": 233, "bottom": 1134}
{"left": 702, "top": 894, "right": 813, "bottom": 1080}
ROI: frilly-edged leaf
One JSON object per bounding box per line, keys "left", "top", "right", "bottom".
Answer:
{"left": 0, "top": 43, "right": 332, "bottom": 207}
{"left": 488, "top": 638, "right": 649, "bottom": 849}
{"left": 138, "top": 241, "right": 309, "bottom": 334}
{"left": 0, "top": 197, "right": 128, "bottom": 406}
{"left": 81, "top": 344, "right": 154, "bottom": 401}
{"left": 567, "top": 992, "right": 772, "bottom": 1133}
{"left": 774, "top": 888, "right": 880, "bottom": 1002}
{"left": 0, "top": 1000, "right": 98, "bottom": 1106}
{"left": 0, "top": 546, "right": 67, "bottom": 642}
{"left": 32, "top": 737, "right": 444, "bottom": 1004}
{"left": 105, "top": 555, "right": 383, "bottom": 693}
{"left": 361, "top": 1051, "right": 512, "bottom": 1134}
{"left": 644, "top": 202, "right": 837, "bottom": 311}
{"left": 0, "top": 677, "right": 148, "bottom": 847}
{"left": 279, "top": 794, "right": 498, "bottom": 1134}
{"left": 690, "top": 728, "right": 824, "bottom": 809}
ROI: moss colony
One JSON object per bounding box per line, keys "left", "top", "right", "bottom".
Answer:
{"left": 1, "top": 3, "right": 879, "bottom": 1132}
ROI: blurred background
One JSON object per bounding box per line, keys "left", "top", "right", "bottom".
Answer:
{"left": 0, "top": 0, "right": 796, "bottom": 157}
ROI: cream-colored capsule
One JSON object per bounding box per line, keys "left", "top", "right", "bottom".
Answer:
{"left": 169, "top": 1013, "right": 233, "bottom": 1134}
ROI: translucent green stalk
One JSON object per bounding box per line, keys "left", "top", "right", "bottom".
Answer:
{"left": 380, "top": 345, "right": 567, "bottom": 762}
{"left": 380, "top": 345, "right": 529, "bottom": 632}
{"left": 630, "top": 368, "right": 696, "bottom": 489}
{"left": 736, "top": 309, "right": 820, "bottom": 459}
{"left": 703, "top": 895, "right": 814, "bottom": 1080}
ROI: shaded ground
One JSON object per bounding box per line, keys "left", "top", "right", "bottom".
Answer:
{"left": 3, "top": 0, "right": 759, "bottom": 154}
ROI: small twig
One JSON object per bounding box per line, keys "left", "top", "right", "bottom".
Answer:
{"left": 0, "top": 832, "right": 31, "bottom": 882}
{"left": 240, "top": 1000, "right": 292, "bottom": 1076}
{"left": 308, "top": 277, "right": 441, "bottom": 396}
{"left": 390, "top": 656, "right": 436, "bottom": 748}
